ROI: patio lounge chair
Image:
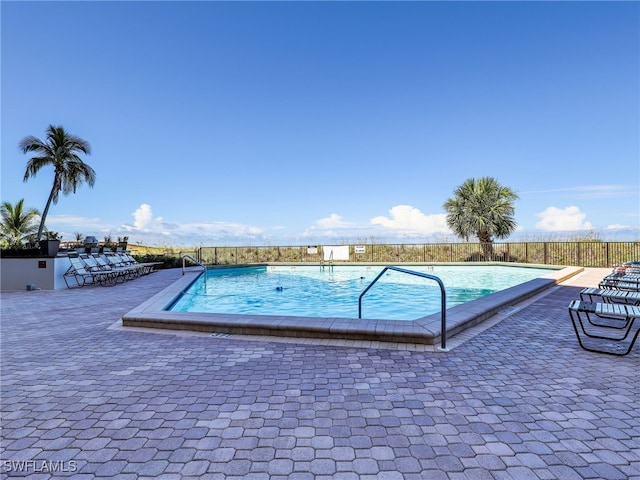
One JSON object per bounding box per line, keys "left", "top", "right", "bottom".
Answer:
{"left": 579, "top": 287, "right": 640, "bottom": 306}
{"left": 84, "top": 253, "right": 138, "bottom": 283}
{"left": 119, "top": 252, "right": 162, "bottom": 275}
{"left": 611, "top": 261, "right": 640, "bottom": 274}
{"left": 598, "top": 276, "right": 640, "bottom": 291}
{"left": 604, "top": 271, "right": 640, "bottom": 280}
{"left": 100, "top": 252, "right": 142, "bottom": 280}
{"left": 64, "top": 256, "right": 115, "bottom": 288}
{"left": 568, "top": 300, "right": 640, "bottom": 356}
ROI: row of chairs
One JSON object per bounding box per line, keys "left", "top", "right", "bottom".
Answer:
{"left": 63, "top": 252, "right": 162, "bottom": 288}
{"left": 568, "top": 262, "right": 640, "bottom": 356}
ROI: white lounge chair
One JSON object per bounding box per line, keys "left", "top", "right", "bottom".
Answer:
{"left": 64, "top": 256, "right": 115, "bottom": 288}
{"left": 568, "top": 300, "right": 640, "bottom": 356}
{"left": 579, "top": 287, "right": 640, "bottom": 306}
{"left": 119, "top": 252, "right": 162, "bottom": 275}
{"left": 598, "top": 271, "right": 640, "bottom": 291}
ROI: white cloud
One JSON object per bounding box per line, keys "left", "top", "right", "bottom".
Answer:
{"left": 44, "top": 214, "right": 115, "bottom": 241}
{"left": 300, "top": 205, "right": 452, "bottom": 243}
{"left": 179, "top": 221, "right": 265, "bottom": 238}
{"left": 315, "top": 214, "right": 351, "bottom": 229}
{"left": 121, "top": 204, "right": 165, "bottom": 233}
{"left": 133, "top": 204, "right": 158, "bottom": 230}
{"left": 118, "top": 204, "right": 269, "bottom": 245}
{"left": 302, "top": 213, "right": 362, "bottom": 240}
{"left": 370, "top": 205, "right": 450, "bottom": 236}
{"left": 606, "top": 224, "right": 632, "bottom": 230}
{"left": 535, "top": 206, "right": 593, "bottom": 231}
{"left": 46, "top": 214, "right": 105, "bottom": 230}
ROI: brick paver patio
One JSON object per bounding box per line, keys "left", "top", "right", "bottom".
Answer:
{"left": 1, "top": 268, "right": 638, "bottom": 479}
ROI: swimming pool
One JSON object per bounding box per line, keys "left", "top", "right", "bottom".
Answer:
{"left": 169, "top": 265, "right": 555, "bottom": 320}
{"left": 123, "top": 263, "right": 581, "bottom": 346}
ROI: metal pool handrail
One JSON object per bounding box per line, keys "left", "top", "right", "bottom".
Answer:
{"left": 358, "top": 265, "right": 449, "bottom": 352}
{"left": 182, "top": 255, "right": 207, "bottom": 285}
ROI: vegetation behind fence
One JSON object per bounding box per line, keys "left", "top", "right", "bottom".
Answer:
{"left": 179, "top": 241, "right": 640, "bottom": 268}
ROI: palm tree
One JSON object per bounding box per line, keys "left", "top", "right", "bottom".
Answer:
{"left": 0, "top": 199, "right": 40, "bottom": 248}
{"left": 443, "top": 177, "right": 518, "bottom": 260}
{"left": 73, "top": 231, "right": 84, "bottom": 247}
{"left": 20, "top": 125, "right": 95, "bottom": 241}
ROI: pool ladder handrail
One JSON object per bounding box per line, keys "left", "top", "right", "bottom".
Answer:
{"left": 358, "top": 265, "right": 449, "bottom": 352}
{"left": 320, "top": 249, "right": 334, "bottom": 271}
{"left": 182, "top": 254, "right": 207, "bottom": 285}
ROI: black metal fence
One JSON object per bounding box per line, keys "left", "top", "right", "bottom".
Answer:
{"left": 188, "top": 241, "right": 639, "bottom": 268}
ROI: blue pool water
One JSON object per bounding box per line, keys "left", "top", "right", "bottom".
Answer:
{"left": 168, "top": 265, "right": 554, "bottom": 320}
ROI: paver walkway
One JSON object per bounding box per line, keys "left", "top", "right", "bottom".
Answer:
{"left": 1, "top": 268, "right": 638, "bottom": 479}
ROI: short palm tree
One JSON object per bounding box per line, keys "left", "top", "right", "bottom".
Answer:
{"left": 20, "top": 125, "right": 95, "bottom": 241}
{"left": 73, "top": 231, "right": 84, "bottom": 246}
{"left": 443, "top": 177, "right": 518, "bottom": 260}
{"left": 0, "top": 199, "right": 40, "bottom": 248}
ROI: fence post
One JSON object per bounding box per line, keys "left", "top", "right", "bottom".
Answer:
{"left": 544, "top": 242, "right": 548, "bottom": 265}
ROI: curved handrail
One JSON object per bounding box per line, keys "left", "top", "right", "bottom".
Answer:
{"left": 182, "top": 255, "right": 207, "bottom": 285}
{"left": 358, "top": 266, "right": 448, "bottom": 352}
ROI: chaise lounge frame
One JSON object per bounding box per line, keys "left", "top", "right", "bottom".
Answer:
{"left": 568, "top": 300, "right": 640, "bottom": 356}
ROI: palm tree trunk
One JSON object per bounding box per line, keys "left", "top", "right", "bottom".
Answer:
{"left": 477, "top": 231, "right": 494, "bottom": 261}
{"left": 480, "top": 242, "right": 495, "bottom": 261}
{"left": 36, "top": 176, "right": 59, "bottom": 241}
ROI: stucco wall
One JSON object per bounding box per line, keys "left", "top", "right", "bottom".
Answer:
{"left": 0, "top": 256, "right": 72, "bottom": 291}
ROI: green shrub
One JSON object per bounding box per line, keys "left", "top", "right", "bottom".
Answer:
{"left": 133, "top": 254, "right": 182, "bottom": 269}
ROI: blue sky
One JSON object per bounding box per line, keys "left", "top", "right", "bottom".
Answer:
{"left": 2, "top": 1, "right": 639, "bottom": 247}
